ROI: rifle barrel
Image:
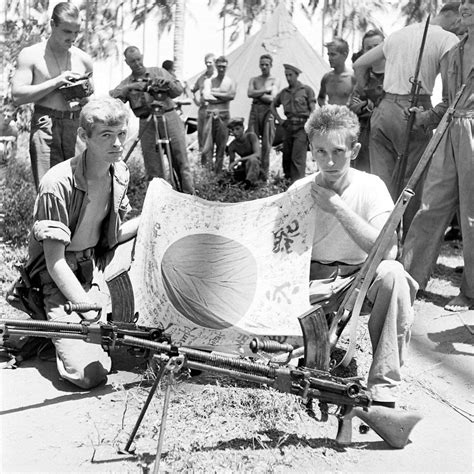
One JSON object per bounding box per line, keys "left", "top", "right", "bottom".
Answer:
{"left": 391, "top": 14, "right": 431, "bottom": 198}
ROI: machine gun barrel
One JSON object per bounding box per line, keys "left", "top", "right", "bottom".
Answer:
{"left": 0, "top": 318, "right": 420, "bottom": 448}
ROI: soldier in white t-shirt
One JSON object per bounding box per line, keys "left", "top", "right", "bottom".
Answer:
{"left": 295, "top": 105, "right": 418, "bottom": 407}
{"left": 353, "top": 4, "right": 460, "bottom": 234}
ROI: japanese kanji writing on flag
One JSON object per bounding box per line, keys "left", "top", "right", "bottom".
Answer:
{"left": 129, "top": 178, "right": 316, "bottom": 352}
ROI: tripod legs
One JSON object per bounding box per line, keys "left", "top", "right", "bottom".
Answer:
{"left": 121, "top": 354, "right": 184, "bottom": 472}
{"left": 123, "top": 112, "right": 182, "bottom": 192}
{"left": 154, "top": 114, "right": 181, "bottom": 192}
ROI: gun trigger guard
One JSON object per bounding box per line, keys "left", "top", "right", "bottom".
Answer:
{"left": 78, "top": 309, "right": 102, "bottom": 324}
{"left": 301, "top": 380, "right": 310, "bottom": 403}
{"left": 336, "top": 404, "right": 352, "bottom": 419}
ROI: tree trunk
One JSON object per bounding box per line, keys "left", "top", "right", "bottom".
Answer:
{"left": 264, "top": 0, "right": 273, "bottom": 25}
{"left": 0, "top": 1, "right": 6, "bottom": 99}
{"left": 337, "top": 0, "right": 344, "bottom": 37}
{"left": 84, "top": 0, "right": 90, "bottom": 50}
{"left": 173, "top": 0, "right": 185, "bottom": 79}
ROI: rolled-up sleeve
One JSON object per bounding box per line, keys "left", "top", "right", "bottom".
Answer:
{"left": 119, "top": 193, "right": 132, "bottom": 221}
{"left": 32, "top": 192, "right": 71, "bottom": 245}
{"left": 110, "top": 77, "right": 130, "bottom": 102}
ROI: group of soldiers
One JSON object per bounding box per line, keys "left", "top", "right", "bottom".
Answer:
{"left": 3, "top": 1, "right": 473, "bottom": 400}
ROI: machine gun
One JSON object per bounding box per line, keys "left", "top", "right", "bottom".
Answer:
{"left": 0, "top": 306, "right": 421, "bottom": 461}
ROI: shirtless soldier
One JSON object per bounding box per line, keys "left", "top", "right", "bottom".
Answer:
{"left": 201, "top": 56, "right": 236, "bottom": 173}
{"left": 247, "top": 54, "right": 280, "bottom": 180}
{"left": 11, "top": 2, "right": 93, "bottom": 190}
{"left": 318, "top": 38, "right": 356, "bottom": 107}
{"left": 191, "top": 53, "right": 216, "bottom": 156}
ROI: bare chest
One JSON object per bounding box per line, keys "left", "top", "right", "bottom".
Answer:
{"left": 325, "top": 74, "right": 354, "bottom": 104}
{"left": 254, "top": 76, "right": 276, "bottom": 89}
{"left": 212, "top": 76, "right": 232, "bottom": 92}
{"left": 32, "top": 48, "right": 87, "bottom": 85}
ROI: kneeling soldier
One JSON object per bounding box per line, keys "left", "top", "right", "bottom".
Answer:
{"left": 227, "top": 117, "right": 261, "bottom": 188}
{"left": 21, "top": 97, "right": 140, "bottom": 389}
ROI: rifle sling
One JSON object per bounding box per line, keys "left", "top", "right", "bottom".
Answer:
{"left": 337, "top": 84, "right": 467, "bottom": 368}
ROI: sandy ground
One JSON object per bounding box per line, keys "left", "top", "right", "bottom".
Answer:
{"left": 1, "top": 242, "right": 472, "bottom": 473}
{"left": 1, "top": 148, "right": 472, "bottom": 472}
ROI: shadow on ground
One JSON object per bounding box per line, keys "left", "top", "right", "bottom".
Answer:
{"left": 428, "top": 325, "right": 474, "bottom": 357}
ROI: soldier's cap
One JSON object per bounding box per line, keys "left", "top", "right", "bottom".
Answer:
{"left": 283, "top": 63, "right": 302, "bottom": 75}
{"left": 227, "top": 117, "right": 245, "bottom": 129}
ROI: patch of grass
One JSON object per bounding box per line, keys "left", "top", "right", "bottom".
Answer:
{"left": 124, "top": 152, "right": 148, "bottom": 218}
{"left": 193, "top": 166, "right": 289, "bottom": 203}
{"left": 193, "top": 384, "right": 305, "bottom": 430}
{"left": 2, "top": 154, "right": 36, "bottom": 246}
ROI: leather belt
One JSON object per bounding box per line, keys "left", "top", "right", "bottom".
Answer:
{"left": 310, "top": 261, "right": 361, "bottom": 280}
{"left": 453, "top": 110, "right": 474, "bottom": 118}
{"left": 288, "top": 116, "right": 308, "bottom": 124}
{"left": 383, "top": 92, "right": 431, "bottom": 102}
{"left": 37, "top": 248, "right": 95, "bottom": 286}
{"left": 34, "top": 105, "right": 81, "bottom": 120}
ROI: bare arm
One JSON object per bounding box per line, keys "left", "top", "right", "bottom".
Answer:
{"left": 311, "top": 183, "right": 397, "bottom": 259}
{"left": 412, "top": 53, "right": 450, "bottom": 131}
{"left": 192, "top": 89, "right": 200, "bottom": 107}
{"left": 43, "top": 239, "right": 92, "bottom": 304}
{"left": 247, "top": 77, "right": 262, "bottom": 98}
{"left": 11, "top": 49, "right": 82, "bottom": 106}
{"left": 247, "top": 77, "right": 275, "bottom": 101}
{"left": 117, "top": 216, "right": 140, "bottom": 243}
{"left": 210, "top": 79, "right": 236, "bottom": 102}
{"left": 353, "top": 43, "right": 385, "bottom": 90}
{"left": 239, "top": 134, "right": 261, "bottom": 162}
{"left": 317, "top": 75, "right": 328, "bottom": 107}
{"left": 228, "top": 144, "right": 236, "bottom": 167}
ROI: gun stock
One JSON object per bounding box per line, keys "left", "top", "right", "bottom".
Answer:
{"left": 337, "top": 405, "right": 422, "bottom": 449}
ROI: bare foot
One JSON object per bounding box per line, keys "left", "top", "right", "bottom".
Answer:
{"left": 444, "top": 293, "right": 474, "bottom": 312}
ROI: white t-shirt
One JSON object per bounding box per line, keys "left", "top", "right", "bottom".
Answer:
{"left": 293, "top": 171, "right": 394, "bottom": 265}
{"left": 383, "top": 23, "right": 458, "bottom": 95}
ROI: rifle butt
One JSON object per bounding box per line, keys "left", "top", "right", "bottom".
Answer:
{"left": 337, "top": 405, "right": 422, "bottom": 449}
{"left": 335, "top": 405, "right": 353, "bottom": 444}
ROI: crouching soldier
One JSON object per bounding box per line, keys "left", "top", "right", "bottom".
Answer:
{"left": 227, "top": 117, "right": 261, "bottom": 188}
{"left": 16, "top": 97, "right": 140, "bottom": 389}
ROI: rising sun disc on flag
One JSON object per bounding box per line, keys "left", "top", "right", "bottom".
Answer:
{"left": 161, "top": 233, "right": 258, "bottom": 329}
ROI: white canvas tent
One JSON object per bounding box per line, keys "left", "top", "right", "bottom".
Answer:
{"left": 185, "top": 3, "right": 330, "bottom": 121}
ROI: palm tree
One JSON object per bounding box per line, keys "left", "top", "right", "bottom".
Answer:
{"left": 174, "top": 0, "right": 185, "bottom": 78}
{"left": 400, "top": 0, "right": 440, "bottom": 24}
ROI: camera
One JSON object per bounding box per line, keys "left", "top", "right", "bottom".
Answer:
{"left": 59, "top": 73, "right": 94, "bottom": 107}
{"left": 140, "top": 76, "right": 170, "bottom": 101}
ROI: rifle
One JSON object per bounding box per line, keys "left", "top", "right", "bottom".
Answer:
{"left": 0, "top": 307, "right": 421, "bottom": 454}
{"left": 329, "top": 84, "right": 467, "bottom": 369}
{"left": 390, "top": 15, "right": 431, "bottom": 200}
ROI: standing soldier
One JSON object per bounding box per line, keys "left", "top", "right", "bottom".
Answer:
{"left": 11, "top": 2, "right": 93, "bottom": 190}
{"left": 110, "top": 46, "right": 194, "bottom": 194}
{"left": 403, "top": 0, "right": 474, "bottom": 312}
{"left": 353, "top": 4, "right": 460, "bottom": 232}
{"left": 191, "top": 53, "right": 216, "bottom": 157}
{"left": 318, "top": 38, "right": 356, "bottom": 106}
{"left": 201, "top": 56, "right": 236, "bottom": 174}
{"left": 270, "top": 64, "right": 316, "bottom": 183}
{"left": 247, "top": 54, "right": 280, "bottom": 180}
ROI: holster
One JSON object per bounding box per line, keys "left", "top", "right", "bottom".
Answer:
{"left": 6, "top": 265, "right": 47, "bottom": 320}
